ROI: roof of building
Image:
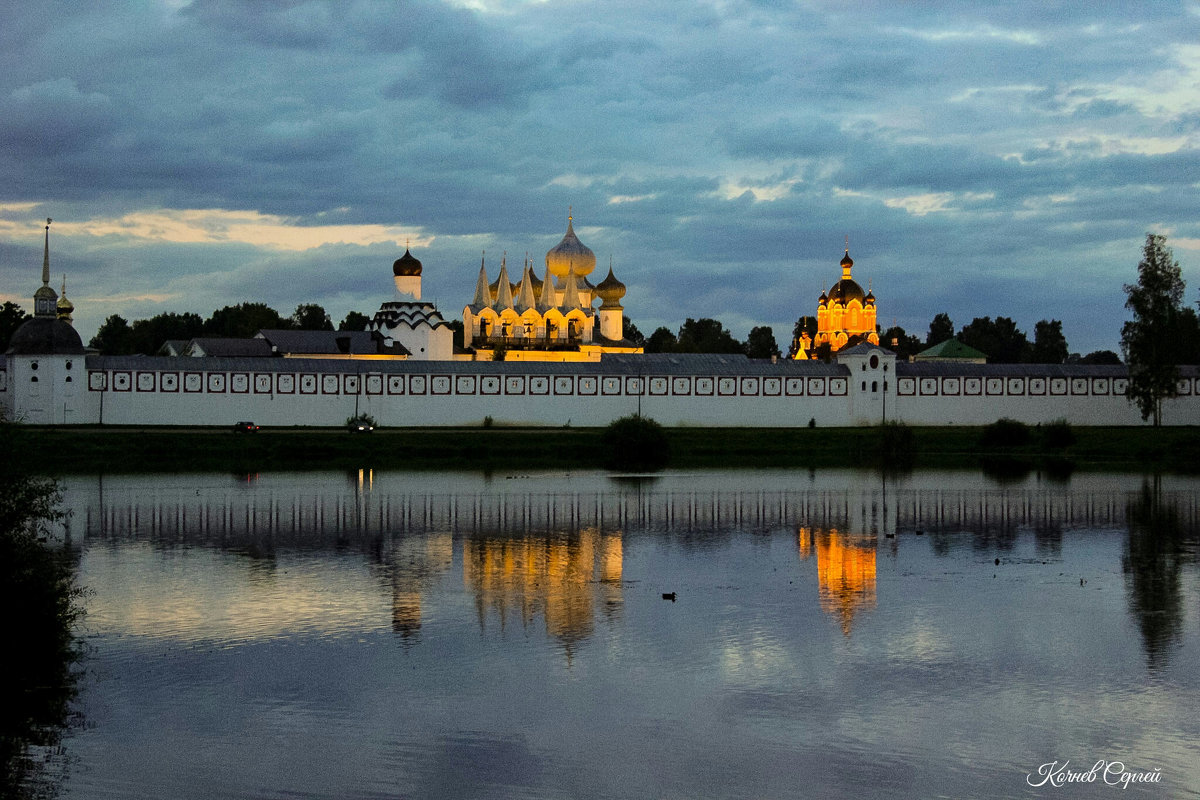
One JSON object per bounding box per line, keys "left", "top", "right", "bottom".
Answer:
{"left": 836, "top": 342, "right": 891, "bottom": 357}
{"left": 186, "top": 337, "right": 274, "bottom": 357}
{"left": 258, "top": 329, "right": 409, "bottom": 356}
{"left": 915, "top": 338, "right": 987, "bottom": 361}
{"left": 896, "top": 361, "right": 1138, "bottom": 378}
{"left": 546, "top": 215, "right": 596, "bottom": 278}
{"left": 392, "top": 248, "right": 422, "bottom": 277}
{"left": 6, "top": 316, "right": 86, "bottom": 355}
{"left": 371, "top": 302, "right": 450, "bottom": 332}
{"left": 827, "top": 278, "right": 866, "bottom": 304}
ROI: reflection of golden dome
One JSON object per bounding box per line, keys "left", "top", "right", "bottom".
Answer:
{"left": 813, "top": 530, "right": 877, "bottom": 636}
{"left": 546, "top": 215, "right": 596, "bottom": 278}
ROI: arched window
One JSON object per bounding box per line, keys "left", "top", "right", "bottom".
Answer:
{"left": 872, "top": 381, "right": 878, "bottom": 392}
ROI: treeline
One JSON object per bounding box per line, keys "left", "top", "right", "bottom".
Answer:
{"left": 875, "top": 313, "right": 1125, "bottom": 365}
{"left": 86, "top": 304, "right": 373, "bottom": 356}
{"left": 623, "top": 318, "right": 783, "bottom": 359}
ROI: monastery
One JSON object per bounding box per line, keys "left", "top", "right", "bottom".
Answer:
{"left": 4, "top": 218, "right": 1199, "bottom": 427}
{"left": 461, "top": 215, "right": 641, "bottom": 362}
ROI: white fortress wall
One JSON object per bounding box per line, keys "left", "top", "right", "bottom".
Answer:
{"left": 4, "top": 350, "right": 1198, "bottom": 427}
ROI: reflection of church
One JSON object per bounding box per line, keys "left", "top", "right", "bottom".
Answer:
{"left": 462, "top": 528, "right": 623, "bottom": 653}
{"left": 791, "top": 247, "right": 879, "bottom": 359}
{"left": 461, "top": 215, "right": 643, "bottom": 362}
{"left": 797, "top": 527, "right": 877, "bottom": 635}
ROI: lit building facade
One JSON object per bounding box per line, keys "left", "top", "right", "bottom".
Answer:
{"left": 793, "top": 247, "right": 879, "bottom": 359}
{"left": 461, "top": 215, "right": 642, "bottom": 362}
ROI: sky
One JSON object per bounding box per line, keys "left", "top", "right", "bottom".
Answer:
{"left": 2, "top": 0, "right": 1199, "bottom": 356}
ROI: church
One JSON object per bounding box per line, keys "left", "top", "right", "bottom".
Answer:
{"left": 791, "top": 245, "right": 879, "bottom": 359}
{"left": 461, "top": 215, "right": 642, "bottom": 361}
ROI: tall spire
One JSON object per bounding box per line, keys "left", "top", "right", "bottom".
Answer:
{"left": 33, "top": 218, "right": 58, "bottom": 318}
{"left": 560, "top": 264, "right": 583, "bottom": 311}
{"left": 42, "top": 218, "right": 52, "bottom": 287}
{"left": 536, "top": 263, "right": 556, "bottom": 313}
{"left": 514, "top": 266, "right": 538, "bottom": 313}
{"left": 491, "top": 257, "right": 514, "bottom": 311}
{"left": 469, "top": 254, "right": 491, "bottom": 310}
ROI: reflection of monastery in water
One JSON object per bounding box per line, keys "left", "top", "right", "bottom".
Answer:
{"left": 61, "top": 473, "right": 1200, "bottom": 644}
{"left": 463, "top": 530, "right": 623, "bottom": 652}
{"left": 798, "top": 528, "right": 878, "bottom": 636}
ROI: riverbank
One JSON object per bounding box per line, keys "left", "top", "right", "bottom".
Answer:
{"left": 7, "top": 423, "right": 1200, "bottom": 474}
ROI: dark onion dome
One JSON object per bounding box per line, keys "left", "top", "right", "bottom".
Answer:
{"left": 840, "top": 250, "right": 853, "bottom": 269}
{"left": 392, "top": 248, "right": 422, "bottom": 277}
{"left": 546, "top": 215, "right": 596, "bottom": 278}
{"left": 864, "top": 289, "right": 876, "bottom": 306}
{"left": 7, "top": 316, "right": 85, "bottom": 355}
{"left": 595, "top": 266, "right": 626, "bottom": 307}
{"left": 828, "top": 278, "right": 866, "bottom": 304}
{"left": 817, "top": 290, "right": 829, "bottom": 307}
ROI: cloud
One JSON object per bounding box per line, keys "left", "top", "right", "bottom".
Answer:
{"left": 60, "top": 208, "right": 427, "bottom": 251}
{"left": 1, "top": 0, "right": 1198, "bottom": 357}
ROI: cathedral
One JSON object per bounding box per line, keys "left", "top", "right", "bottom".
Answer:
{"left": 791, "top": 246, "right": 879, "bottom": 359}
{"left": 461, "top": 215, "right": 642, "bottom": 361}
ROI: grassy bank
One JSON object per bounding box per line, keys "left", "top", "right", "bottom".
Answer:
{"left": 7, "top": 423, "right": 1200, "bottom": 474}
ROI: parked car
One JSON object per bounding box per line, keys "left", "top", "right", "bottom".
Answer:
{"left": 346, "top": 414, "right": 376, "bottom": 433}
{"left": 233, "top": 421, "right": 259, "bottom": 433}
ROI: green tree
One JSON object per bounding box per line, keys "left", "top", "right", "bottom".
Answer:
{"left": 622, "top": 318, "right": 645, "bottom": 347}
{"left": 290, "top": 303, "right": 333, "bottom": 331}
{"left": 881, "top": 325, "right": 922, "bottom": 360}
{"left": 926, "top": 313, "right": 954, "bottom": 346}
{"left": 645, "top": 326, "right": 677, "bottom": 353}
{"left": 89, "top": 314, "right": 134, "bottom": 354}
{"left": 0, "top": 301, "right": 29, "bottom": 352}
{"left": 130, "top": 312, "right": 204, "bottom": 354}
{"left": 203, "top": 303, "right": 287, "bottom": 338}
{"left": 338, "top": 311, "right": 371, "bottom": 331}
{"left": 1076, "top": 350, "right": 1122, "bottom": 365}
{"left": 1030, "top": 319, "right": 1069, "bottom": 364}
{"left": 959, "top": 316, "right": 1030, "bottom": 363}
{"left": 445, "top": 319, "right": 465, "bottom": 350}
{"left": 0, "top": 428, "right": 83, "bottom": 797}
{"left": 744, "top": 326, "right": 780, "bottom": 359}
{"left": 675, "top": 318, "right": 743, "bottom": 353}
{"left": 1121, "top": 233, "right": 1188, "bottom": 425}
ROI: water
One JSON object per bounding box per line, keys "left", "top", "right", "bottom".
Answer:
{"left": 43, "top": 470, "right": 1200, "bottom": 797}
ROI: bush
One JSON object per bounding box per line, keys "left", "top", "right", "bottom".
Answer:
{"left": 1042, "top": 419, "right": 1075, "bottom": 449}
{"left": 602, "top": 414, "right": 670, "bottom": 471}
{"left": 980, "top": 418, "right": 1032, "bottom": 448}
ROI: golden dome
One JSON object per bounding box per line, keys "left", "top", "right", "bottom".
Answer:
{"left": 56, "top": 276, "right": 74, "bottom": 321}
{"left": 545, "top": 215, "right": 596, "bottom": 279}
{"left": 595, "top": 266, "right": 626, "bottom": 308}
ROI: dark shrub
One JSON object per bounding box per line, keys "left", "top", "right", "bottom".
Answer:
{"left": 877, "top": 421, "right": 915, "bottom": 467}
{"left": 1042, "top": 419, "right": 1075, "bottom": 449}
{"left": 603, "top": 415, "right": 669, "bottom": 471}
{"left": 980, "top": 418, "right": 1032, "bottom": 448}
